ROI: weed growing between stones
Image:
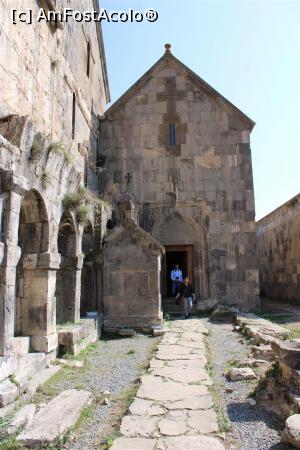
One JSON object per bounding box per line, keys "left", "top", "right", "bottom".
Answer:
{"left": 48, "top": 141, "right": 73, "bottom": 163}
{"left": 126, "top": 348, "right": 135, "bottom": 355}
{"left": 0, "top": 429, "right": 24, "bottom": 450}
{"left": 63, "top": 187, "right": 109, "bottom": 225}
{"left": 73, "top": 405, "right": 94, "bottom": 434}
{"left": 205, "top": 333, "right": 231, "bottom": 433}
{"left": 223, "top": 358, "right": 238, "bottom": 375}
{"left": 251, "top": 360, "right": 282, "bottom": 398}
{"left": 101, "top": 430, "right": 120, "bottom": 450}
{"left": 41, "top": 170, "right": 51, "bottom": 188}
{"left": 29, "top": 132, "right": 46, "bottom": 161}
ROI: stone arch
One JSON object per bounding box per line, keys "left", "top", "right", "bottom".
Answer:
{"left": 18, "top": 189, "right": 49, "bottom": 253}
{"left": 80, "top": 220, "right": 97, "bottom": 316}
{"left": 56, "top": 212, "right": 80, "bottom": 324}
{"left": 152, "top": 211, "right": 210, "bottom": 299}
{"left": 15, "top": 189, "right": 50, "bottom": 336}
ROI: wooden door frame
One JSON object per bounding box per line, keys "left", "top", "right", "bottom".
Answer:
{"left": 162, "top": 244, "right": 194, "bottom": 296}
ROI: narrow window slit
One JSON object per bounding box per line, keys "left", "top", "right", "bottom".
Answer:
{"left": 169, "top": 123, "right": 176, "bottom": 145}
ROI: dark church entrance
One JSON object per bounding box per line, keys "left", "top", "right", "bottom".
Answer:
{"left": 163, "top": 245, "right": 194, "bottom": 296}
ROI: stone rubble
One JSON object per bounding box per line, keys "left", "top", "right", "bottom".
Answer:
{"left": 227, "top": 367, "right": 257, "bottom": 381}
{"left": 282, "top": 414, "right": 300, "bottom": 448}
{"left": 110, "top": 318, "right": 225, "bottom": 450}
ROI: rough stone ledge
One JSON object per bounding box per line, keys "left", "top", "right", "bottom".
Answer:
{"left": 236, "top": 313, "right": 290, "bottom": 344}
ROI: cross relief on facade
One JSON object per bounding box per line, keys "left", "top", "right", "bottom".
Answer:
{"left": 157, "top": 77, "right": 187, "bottom": 154}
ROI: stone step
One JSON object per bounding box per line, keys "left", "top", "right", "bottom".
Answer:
{"left": 17, "top": 389, "right": 93, "bottom": 446}
{"left": 57, "top": 318, "right": 98, "bottom": 355}
{"left": 26, "top": 366, "right": 61, "bottom": 395}
{"left": 162, "top": 298, "right": 178, "bottom": 305}
{"left": 0, "top": 366, "right": 61, "bottom": 416}
{"left": 15, "top": 353, "right": 47, "bottom": 388}
{"left": 0, "top": 378, "right": 18, "bottom": 407}
{"left": 11, "top": 337, "right": 30, "bottom": 356}
{"left": 0, "top": 356, "right": 14, "bottom": 382}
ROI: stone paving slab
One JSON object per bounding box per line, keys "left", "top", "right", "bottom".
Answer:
{"left": 17, "top": 389, "right": 92, "bottom": 446}
{"left": 111, "top": 318, "right": 225, "bottom": 450}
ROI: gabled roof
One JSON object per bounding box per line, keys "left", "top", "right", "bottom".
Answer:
{"left": 103, "top": 44, "right": 255, "bottom": 130}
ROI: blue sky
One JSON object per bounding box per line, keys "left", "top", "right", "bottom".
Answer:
{"left": 101, "top": 0, "right": 300, "bottom": 220}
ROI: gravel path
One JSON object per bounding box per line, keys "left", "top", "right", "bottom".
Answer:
{"left": 207, "top": 320, "right": 292, "bottom": 450}
{"left": 36, "top": 333, "right": 158, "bottom": 450}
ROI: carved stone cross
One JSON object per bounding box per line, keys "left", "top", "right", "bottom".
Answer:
{"left": 157, "top": 77, "right": 186, "bottom": 119}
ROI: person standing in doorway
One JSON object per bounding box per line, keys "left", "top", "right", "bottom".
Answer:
{"left": 176, "top": 277, "right": 195, "bottom": 319}
{"left": 170, "top": 264, "right": 183, "bottom": 296}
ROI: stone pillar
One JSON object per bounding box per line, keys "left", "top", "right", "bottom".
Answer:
{"left": 21, "top": 252, "right": 61, "bottom": 353}
{"left": 56, "top": 255, "right": 83, "bottom": 324}
{"left": 0, "top": 172, "right": 28, "bottom": 356}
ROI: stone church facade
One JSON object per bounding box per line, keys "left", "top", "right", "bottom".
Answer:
{"left": 99, "top": 44, "right": 260, "bottom": 320}
{"left": 0, "top": 1, "right": 259, "bottom": 396}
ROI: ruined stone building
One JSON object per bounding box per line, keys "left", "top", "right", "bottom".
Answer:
{"left": 0, "top": 1, "right": 260, "bottom": 399}
{"left": 257, "top": 193, "right": 300, "bottom": 303}
{"left": 0, "top": 0, "right": 110, "bottom": 385}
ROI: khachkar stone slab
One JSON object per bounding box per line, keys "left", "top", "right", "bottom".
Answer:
{"left": 111, "top": 318, "right": 225, "bottom": 450}
{"left": 17, "top": 390, "right": 92, "bottom": 446}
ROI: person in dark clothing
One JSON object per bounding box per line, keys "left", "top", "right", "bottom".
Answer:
{"left": 175, "top": 276, "right": 195, "bottom": 319}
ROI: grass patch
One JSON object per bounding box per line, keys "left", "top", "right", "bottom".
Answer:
{"left": 101, "top": 430, "right": 120, "bottom": 450}
{"left": 32, "top": 366, "right": 74, "bottom": 404}
{"left": 223, "top": 358, "right": 238, "bottom": 374}
{"left": 205, "top": 334, "right": 231, "bottom": 433}
{"left": 126, "top": 348, "right": 135, "bottom": 355}
{"left": 0, "top": 430, "right": 24, "bottom": 450}
{"left": 76, "top": 204, "right": 89, "bottom": 224}
{"left": 41, "top": 432, "right": 70, "bottom": 449}
{"left": 114, "top": 383, "right": 140, "bottom": 412}
{"left": 73, "top": 405, "right": 94, "bottom": 434}
{"left": 59, "top": 342, "right": 98, "bottom": 362}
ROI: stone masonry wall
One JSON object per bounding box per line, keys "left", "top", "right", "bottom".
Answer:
{"left": 0, "top": 0, "right": 110, "bottom": 358}
{"left": 99, "top": 51, "right": 259, "bottom": 310}
{"left": 257, "top": 194, "right": 300, "bottom": 303}
{"left": 1, "top": 0, "right": 109, "bottom": 190}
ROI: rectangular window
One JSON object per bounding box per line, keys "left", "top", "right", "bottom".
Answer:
{"left": 72, "top": 92, "right": 76, "bottom": 140}
{"left": 0, "top": 195, "right": 4, "bottom": 242}
{"left": 169, "top": 123, "right": 176, "bottom": 145}
{"left": 87, "top": 41, "right": 90, "bottom": 77}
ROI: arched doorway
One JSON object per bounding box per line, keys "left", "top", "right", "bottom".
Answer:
{"left": 56, "top": 212, "right": 77, "bottom": 324}
{"left": 80, "top": 221, "right": 96, "bottom": 316}
{"left": 152, "top": 212, "right": 209, "bottom": 300}
{"left": 16, "top": 190, "right": 49, "bottom": 336}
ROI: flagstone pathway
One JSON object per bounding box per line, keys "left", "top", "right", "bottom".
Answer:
{"left": 111, "top": 318, "right": 225, "bottom": 450}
